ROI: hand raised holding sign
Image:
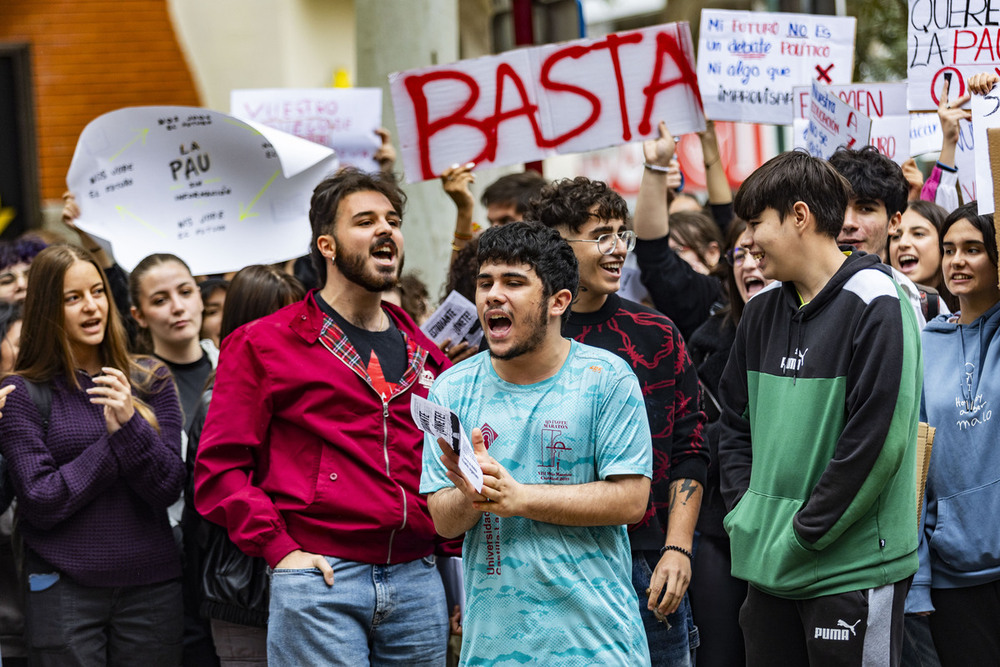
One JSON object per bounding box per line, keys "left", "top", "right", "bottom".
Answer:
{"left": 968, "top": 72, "right": 1000, "bottom": 97}
{"left": 938, "top": 75, "right": 972, "bottom": 170}
{"left": 642, "top": 120, "right": 677, "bottom": 169}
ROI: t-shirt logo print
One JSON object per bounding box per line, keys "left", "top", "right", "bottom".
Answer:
{"left": 538, "top": 420, "right": 572, "bottom": 482}
{"left": 480, "top": 423, "right": 498, "bottom": 449}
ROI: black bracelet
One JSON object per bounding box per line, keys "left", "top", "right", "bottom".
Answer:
{"left": 660, "top": 544, "right": 693, "bottom": 560}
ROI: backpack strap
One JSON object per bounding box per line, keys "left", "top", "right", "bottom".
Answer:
{"left": 0, "top": 380, "right": 51, "bottom": 516}
{"left": 22, "top": 379, "right": 51, "bottom": 433}
{"left": 917, "top": 285, "right": 941, "bottom": 322}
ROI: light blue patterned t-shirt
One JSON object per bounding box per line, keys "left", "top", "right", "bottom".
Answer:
{"left": 420, "top": 340, "right": 652, "bottom": 666}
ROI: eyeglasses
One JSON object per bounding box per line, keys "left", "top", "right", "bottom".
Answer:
{"left": 566, "top": 230, "right": 636, "bottom": 255}
{"left": 725, "top": 248, "right": 748, "bottom": 266}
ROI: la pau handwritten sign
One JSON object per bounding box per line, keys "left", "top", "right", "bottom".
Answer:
{"left": 697, "top": 9, "right": 856, "bottom": 125}
{"left": 907, "top": 0, "right": 1000, "bottom": 110}
{"left": 66, "top": 106, "right": 339, "bottom": 274}
{"left": 792, "top": 83, "right": 909, "bottom": 164}
{"left": 389, "top": 22, "right": 704, "bottom": 182}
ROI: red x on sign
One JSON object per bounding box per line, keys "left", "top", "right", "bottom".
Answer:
{"left": 816, "top": 64, "right": 834, "bottom": 84}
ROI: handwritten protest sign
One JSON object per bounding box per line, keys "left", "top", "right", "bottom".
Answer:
{"left": 907, "top": 0, "right": 1000, "bottom": 111}
{"left": 230, "top": 88, "right": 382, "bottom": 171}
{"left": 909, "top": 113, "right": 977, "bottom": 202}
{"left": 66, "top": 106, "right": 338, "bottom": 274}
{"left": 799, "top": 82, "right": 872, "bottom": 160}
{"left": 792, "top": 83, "right": 908, "bottom": 164}
{"left": 389, "top": 22, "right": 704, "bottom": 182}
{"left": 411, "top": 395, "right": 484, "bottom": 492}
{"left": 697, "top": 9, "right": 856, "bottom": 125}
{"left": 972, "top": 92, "right": 1000, "bottom": 213}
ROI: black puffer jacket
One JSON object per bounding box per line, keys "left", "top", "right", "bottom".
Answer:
{"left": 183, "top": 388, "right": 269, "bottom": 627}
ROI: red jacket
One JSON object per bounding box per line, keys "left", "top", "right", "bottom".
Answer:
{"left": 193, "top": 293, "right": 451, "bottom": 568}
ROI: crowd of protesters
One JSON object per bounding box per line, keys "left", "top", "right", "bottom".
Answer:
{"left": 0, "top": 65, "right": 996, "bottom": 667}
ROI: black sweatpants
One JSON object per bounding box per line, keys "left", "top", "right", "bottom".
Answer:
{"left": 740, "top": 578, "right": 911, "bottom": 666}
{"left": 929, "top": 579, "right": 1000, "bottom": 667}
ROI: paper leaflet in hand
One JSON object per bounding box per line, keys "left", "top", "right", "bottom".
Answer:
{"left": 410, "top": 395, "right": 484, "bottom": 493}
{"left": 421, "top": 290, "right": 483, "bottom": 349}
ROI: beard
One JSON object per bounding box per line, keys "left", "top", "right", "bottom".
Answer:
{"left": 486, "top": 298, "right": 549, "bottom": 361}
{"left": 333, "top": 238, "right": 404, "bottom": 293}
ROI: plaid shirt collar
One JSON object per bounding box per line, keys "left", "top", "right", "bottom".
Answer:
{"left": 316, "top": 312, "right": 427, "bottom": 400}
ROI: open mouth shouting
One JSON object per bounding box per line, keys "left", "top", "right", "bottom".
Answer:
{"left": 484, "top": 309, "right": 513, "bottom": 340}
{"left": 371, "top": 240, "right": 397, "bottom": 267}
{"left": 743, "top": 275, "right": 765, "bottom": 297}
{"left": 896, "top": 253, "right": 919, "bottom": 273}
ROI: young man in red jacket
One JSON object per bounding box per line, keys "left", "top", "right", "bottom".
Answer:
{"left": 193, "top": 168, "right": 452, "bottom": 666}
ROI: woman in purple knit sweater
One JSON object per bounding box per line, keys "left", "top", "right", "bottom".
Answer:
{"left": 0, "top": 245, "right": 186, "bottom": 666}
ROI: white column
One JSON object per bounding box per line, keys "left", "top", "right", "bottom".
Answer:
{"left": 356, "top": 0, "right": 461, "bottom": 296}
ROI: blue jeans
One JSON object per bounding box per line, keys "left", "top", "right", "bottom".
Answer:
{"left": 633, "top": 550, "right": 700, "bottom": 667}
{"left": 267, "top": 554, "right": 447, "bottom": 667}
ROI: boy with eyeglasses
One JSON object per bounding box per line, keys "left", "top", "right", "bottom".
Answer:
{"left": 529, "top": 177, "right": 708, "bottom": 666}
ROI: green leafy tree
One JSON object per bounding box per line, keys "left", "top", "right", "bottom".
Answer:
{"left": 849, "top": 0, "right": 908, "bottom": 82}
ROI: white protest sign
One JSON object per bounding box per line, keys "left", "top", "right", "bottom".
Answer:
{"left": 66, "top": 106, "right": 338, "bottom": 275}
{"left": 800, "top": 82, "right": 872, "bottom": 160}
{"left": 972, "top": 92, "right": 1000, "bottom": 213}
{"left": 907, "top": 0, "right": 1000, "bottom": 111}
{"left": 909, "top": 113, "right": 977, "bottom": 203}
{"left": 697, "top": 9, "right": 856, "bottom": 125}
{"left": 421, "top": 290, "right": 483, "bottom": 348}
{"left": 389, "top": 21, "right": 704, "bottom": 182}
{"left": 792, "top": 83, "right": 909, "bottom": 164}
{"left": 410, "top": 395, "right": 484, "bottom": 493}
{"left": 230, "top": 88, "right": 382, "bottom": 171}
{"left": 910, "top": 112, "right": 943, "bottom": 156}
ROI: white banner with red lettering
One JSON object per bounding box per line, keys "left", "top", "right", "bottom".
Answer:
{"left": 389, "top": 22, "right": 704, "bottom": 182}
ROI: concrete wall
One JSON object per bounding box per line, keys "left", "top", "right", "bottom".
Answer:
{"left": 167, "top": 0, "right": 356, "bottom": 112}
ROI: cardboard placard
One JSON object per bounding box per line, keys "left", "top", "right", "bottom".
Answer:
{"left": 230, "top": 88, "right": 383, "bottom": 171}
{"left": 907, "top": 0, "right": 1000, "bottom": 111}
{"left": 792, "top": 83, "right": 909, "bottom": 164}
{"left": 66, "top": 106, "right": 338, "bottom": 274}
{"left": 389, "top": 22, "right": 704, "bottom": 182}
{"left": 697, "top": 9, "right": 856, "bottom": 125}
{"left": 799, "top": 82, "right": 872, "bottom": 159}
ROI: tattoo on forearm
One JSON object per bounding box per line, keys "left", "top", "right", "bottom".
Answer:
{"left": 669, "top": 479, "right": 698, "bottom": 508}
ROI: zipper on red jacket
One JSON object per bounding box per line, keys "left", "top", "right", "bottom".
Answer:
{"left": 383, "top": 398, "right": 409, "bottom": 563}
{"left": 317, "top": 320, "right": 424, "bottom": 564}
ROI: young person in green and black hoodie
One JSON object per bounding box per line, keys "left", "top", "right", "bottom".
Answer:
{"left": 718, "top": 151, "right": 923, "bottom": 666}
{"left": 527, "top": 174, "right": 708, "bottom": 667}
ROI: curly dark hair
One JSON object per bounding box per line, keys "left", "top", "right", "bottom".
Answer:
{"left": 829, "top": 145, "right": 908, "bottom": 220}
{"left": 444, "top": 237, "right": 479, "bottom": 303}
{"left": 477, "top": 222, "right": 578, "bottom": 324}
{"left": 308, "top": 168, "right": 406, "bottom": 285}
{"left": 525, "top": 177, "right": 630, "bottom": 234}
{"left": 734, "top": 150, "right": 851, "bottom": 239}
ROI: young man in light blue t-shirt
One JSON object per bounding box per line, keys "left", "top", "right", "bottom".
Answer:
{"left": 420, "top": 222, "right": 653, "bottom": 666}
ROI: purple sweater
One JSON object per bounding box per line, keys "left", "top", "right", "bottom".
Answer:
{"left": 0, "top": 365, "right": 185, "bottom": 587}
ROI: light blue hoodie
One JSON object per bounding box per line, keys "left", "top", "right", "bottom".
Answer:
{"left": 907, "top": 301, "right": 1000, "bottom": 613}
